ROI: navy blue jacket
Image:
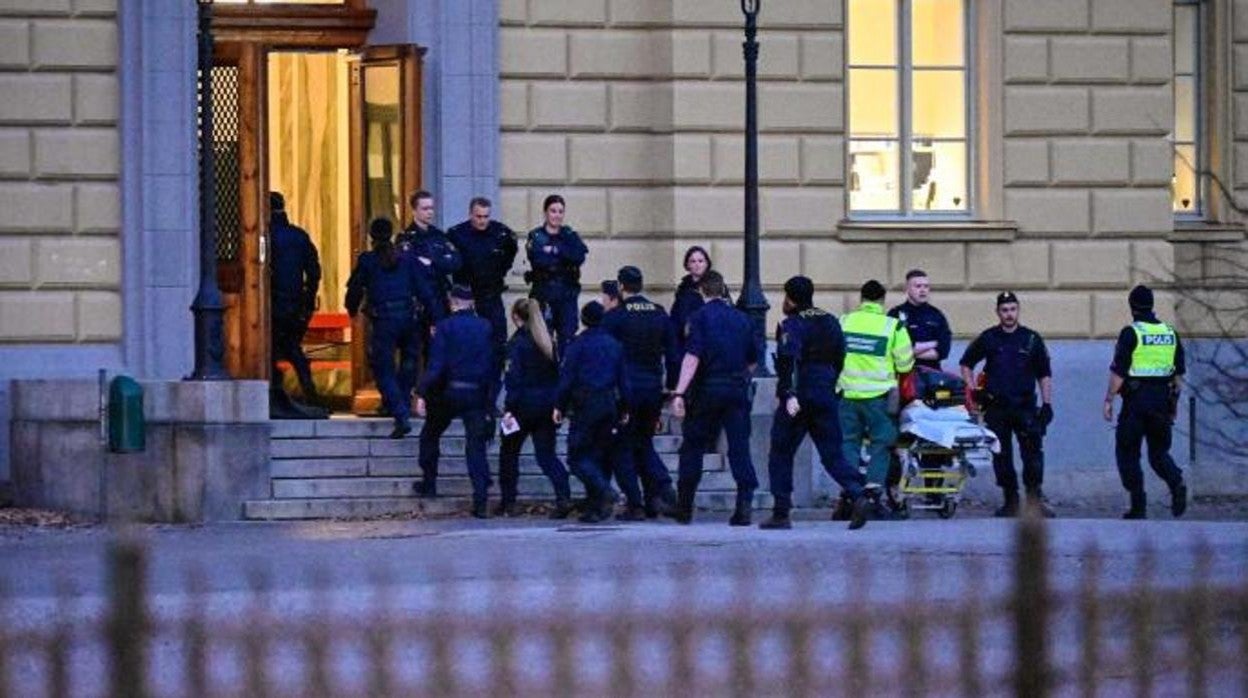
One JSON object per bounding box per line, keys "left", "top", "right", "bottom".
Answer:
{"left": 888, "top": 300, "right": 951, "bottom": 371}
{"left": 601, "top": 294, "right": 675, "bottom": 391}
{"left": 344, "top": 251, "right": 441, "bottom": 321}
{"left": 447, "top": 220, "right": 518, "bottom": 300}
{"left": 774, "top": 306, "right": 845, "bottom": 403}
{"left": 959, "top": 325, "right": 1052, "bottom": 408}
{"left": 418, "top": 309, "right": 494, "bottom": 398}
{"left": 667, "top": 274, "right": 705, "bottom": 388}
{"left": 269, "top": 212, "right": 321, "bottom": 317}
{"left": 556, "top": 327, "right": 628, "bottom": 411}
{"left": 685, "top": 298, "right": 758, "bottom": 384}
{"left": 526, "top": 225, "right": 587, "bottom": 291}
{"left": 503, "top": 327, "right": 559, "bottom": 416}
{"left": 398, "top": 223, "right": 461, "bottom": 298}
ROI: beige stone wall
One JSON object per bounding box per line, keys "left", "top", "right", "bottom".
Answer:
{"left": 499, "top": 0, "right": 1223, "bottom": 338}
{"left": 0, "top": 0, "right": 119, "bottom": 343}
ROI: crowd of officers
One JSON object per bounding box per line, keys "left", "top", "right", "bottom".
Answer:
{"left": 271, "top": 190, "right": 1190, "bottom": 526}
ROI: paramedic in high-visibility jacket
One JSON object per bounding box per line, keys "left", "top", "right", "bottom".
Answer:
{"left": 837, "top": 280, "right": 914, "bottom": 510}
{"left": 1103, "top": 284, "right": 1188, "bottom": 520}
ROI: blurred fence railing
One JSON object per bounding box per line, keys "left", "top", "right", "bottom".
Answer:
{"left": 1, "top": 517, "right": 1245, "bottom": 697}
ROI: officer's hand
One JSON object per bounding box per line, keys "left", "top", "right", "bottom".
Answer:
{"left": 671, "top": 395, "right": 685, "bottom": 419}
{"left": 786, "top": 396, "right": 801, "bottom": 417}
{"left": 1038, "top": 403, "right": 1053, "bottom": 427}
{"left": 418, "top": 256, "right": 433, "bottom": 266}
{"left": 416, "top": 397, "right": 427, "bottom": 418}
{"left": 552, "top": 408, "right": 563, "bottom": 424}
{"left": 542, "top": 245, "right": 556, "bottom": 254}
{"left": 1102, "top": 399, "right": 1114, "bottom": 422}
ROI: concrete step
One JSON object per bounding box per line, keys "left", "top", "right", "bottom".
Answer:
{"left": 244, "top": 490, "right": 773, "bottom": 521}
{"left": 270, "top": 453, "right": 723, "bottom": 479}
{"left": 271, "top": 434, "right": 685, "bottom": 460}
{"left": 272, "top": 414, "right": 681, "bottom": 440}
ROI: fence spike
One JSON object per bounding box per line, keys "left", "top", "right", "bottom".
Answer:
{"left": 47, "top": 580, "right": 72, "bottom": 698}
{"left": 365, "top": 567, "right": 395, "bottom": 698}
{"left": 609, "top": 550, "right": 637, "bottom": 698}
{"left": 786, "top": 554, "right": 815, "bottom": 698}
{"left": 107, "top": 536, "right": 149, "bottom": 698}
{"left": 958, "top": 555, "right": 984, "bottom": 698}
{"left": 1185, "top": 538, "right": 1211, "bottom": 698}
{"left": 671, "top": 560, "right": 698, "bottom": 695}
{"left": 302, "top": 566, "right": 333, "bottom": 698}
{"left": 1129, "top": 540, "right": 1156, "bottom": 698}
{"left": 428, "top": 558, "right": 458, "bottom": 698}
{"left": 0, "top": 577, "right": 9, "bottom": 698}
{"left": 488, "top": 556, "right": 518, "bottom": 698}
{"left": 183, "top": 567, "right": 209, "bottom": 698}
{"left": 1077, "top": 542, "right": 1102, "bottom": 698}
{"left": 846, "top": 552, "right": 870, "bottom": 697}
{"left": 1013, "top": 512, "right": 1050, "bottom": 698}
{"left": 730, "top": 555, "right": 756, "bottom": 698}
{"left": 902, "top": 554, "right": 929, "bottom": 698}
{"left": 242, "top": 566, "right": 272, "bottom": 698}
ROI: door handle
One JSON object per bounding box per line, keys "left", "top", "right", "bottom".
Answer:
{"left": 259, "top": 232, "right": 267, "bottom": 265}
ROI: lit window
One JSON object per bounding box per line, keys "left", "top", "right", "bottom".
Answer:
{"left": 1173, "top": 0, "right": 1201, "bottom": 215}
{"left": 848, "top": 0, "right": 969, "bottom": 216}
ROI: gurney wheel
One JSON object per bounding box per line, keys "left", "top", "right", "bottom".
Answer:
{"left": 937, "top": 500, "right": 958, "bottom": 519}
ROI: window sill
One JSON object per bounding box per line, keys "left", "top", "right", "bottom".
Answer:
{"left": 836, "top": 220, "right": 1018, "bottom": 242}
{"left": 1168, "top": 221, "right": 1246, "bottom": 242}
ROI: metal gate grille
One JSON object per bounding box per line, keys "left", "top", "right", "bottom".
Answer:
{"left": 211, "top": 65, "right": 241, "bottom": 263}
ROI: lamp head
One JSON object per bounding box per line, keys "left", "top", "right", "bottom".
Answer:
{"left": 741, "top": 0, "right": 760, "bottom": 17}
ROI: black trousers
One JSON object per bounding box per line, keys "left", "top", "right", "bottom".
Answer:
{"left": 271, "top": 313, "right": 315, "bottom": 399}
{"left": 418, "top": 387, "right": 491, "bottom": 505}
{"left": 984, "top": 404, "right": 1044, "bottom": 494}
{"left": 1116, "top": 399, "right": 1183, "bottom": 496}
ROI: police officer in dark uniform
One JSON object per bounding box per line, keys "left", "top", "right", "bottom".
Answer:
{"left": 601, "top": 266, "right": 680, "bottom": 519}
{"left": 526, "top": 194, "right": 588, "bottom": 351}
{"left": 554, "top": 301, "right": 628, "bottom": 523}
{"left": 447, "top": 196, "right": 518, "bottom": 409}
{"left": 1103, "top": 284, "right": 1188, "bottom": 519}
{"left": 667, "top": 246, "right": 712, "bottom": 390}
{"left": 345, "top": 218, "right": 441, "bottom": 438}
{"left": 268, "top": 192, "right": 323, "bottom": 412}
{"left": 414, "top": 285, "right": 494, "bottom": 517}
{"left": 398, "top": 190, "right": 462, "bottom": 320}
{"left": 499, "top": 298, "right": 573, "bottom": 518}
{"left": 669, "top": 271, "right": 760, "bottom": 526}
{"left": 959, "top": 292, "right": 1055, "bottom": 517}
{"left": 888, "top": 268, "right": 952, "bottom": 370}
{"left": 761, "top": 276, "right": 871, "bottom": 531}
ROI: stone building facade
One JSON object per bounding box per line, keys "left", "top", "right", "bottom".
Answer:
{"left": 1, "top": 0, "right": 1244, "bottom": 502}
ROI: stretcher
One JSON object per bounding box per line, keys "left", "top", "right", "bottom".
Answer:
{"left": 893, "top": 402, "right": 998, "bottom": 518}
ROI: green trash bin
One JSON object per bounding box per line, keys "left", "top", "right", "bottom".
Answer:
{"left": 108, "top": 376, "right": 145, "bottom": 453}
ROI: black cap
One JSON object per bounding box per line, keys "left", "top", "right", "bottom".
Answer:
{"left": 600, "top": 279, "right": 620, "bottom": 299}
{"left": 269, "top": 191, "right": 285, "bottom": 212}
{"left": 581, "top": 300, "right": 605, "bottom": 327}
{"left": 450, "top": 284, "right": 474, "bottom": 301}
{"left": 617, "top": 265, "right": 643, "bottom": 287}
{"left": 996, "top": 291, "right": 1019, "bottom": 306}
{"left": 784, "top": 275, "right": 814, "bottom": 308}
{"left": 860, "top": 279, "right": 886, "bottom": 302}
{"left": 1129, "top": 284, "right": 1154, "bottom": 311}
{"left": 369, "top": 218, "right": 393, "bottom": 241}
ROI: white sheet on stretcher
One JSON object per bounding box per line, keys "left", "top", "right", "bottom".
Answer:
{"left": 899, "top": 402, "right": 1001, "bottom": 454}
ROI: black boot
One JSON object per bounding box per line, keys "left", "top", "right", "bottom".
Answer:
{"left": 471, "top": 501, "right": 489, "bottom": 519}
{"left": 830, "top": 494, "right": 853, "bottom": 521}
{"left": 413, "top": 480, "right": 438, "bottom": 499}
{"left": 994, "top": 491, "right": 1020, "bottom": 518}
{"left": 729, "top": 491, "right": 753, "bottom": 526}
{"left": 1123, "top": 492, "right": 1147, "bottom": 519}
{"left": 848, "top": 494, "right": 871, "bottom": 530}
{"left": 389, "top": 419, "right": 412, "bottom": 439}
{"left": 669, "top": 487, "right": 694, "bottom": 524}
{"left": 1025, "top": 488, "right": 1055, "bottom": 518}
{"left": 1170, "top": 481, "right": 1188, "bottom": 518}
{"left": 493, "top": 500, "right": 520, "bottom": 517}
{"left": 758, "top": 511, "right": 791, "bottom": 529}
{"left": 549, "top": 497, "right": 574, "bottom": 520}
{"left": 617, "top": 506, "right": 647, "bottom": 522}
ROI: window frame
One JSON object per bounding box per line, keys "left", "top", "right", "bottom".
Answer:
{"left": 845, "top": 0, "right": 975, "bottom": 221}
{"left": 1173, "top": 0, "right": 1204, "bottom": 220}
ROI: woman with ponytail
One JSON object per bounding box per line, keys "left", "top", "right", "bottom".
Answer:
{"left": 496, "top": 298, "right": 573, "bottom": 517}
{"left": 346, "top": 218, "right": 441, "bottom": 438}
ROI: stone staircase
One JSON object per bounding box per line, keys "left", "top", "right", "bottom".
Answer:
{"left": 244, "top": 416, "right": 771, "bottom": 520}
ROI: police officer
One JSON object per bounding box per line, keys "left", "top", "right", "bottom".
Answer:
{"left": 1103, "top": 284, "right": 1188, "bottom": 519}
{"left": 447, "top": 196, "right": 518, "bottom": 409}
{"left": 838, "top": 280, "right": 914, "bottom": 514}
{"left": 414, "top": 285, "right": 494, "bottom": 517}
{"left": 888, "top": 268, "right": 952, "bottom": 371}
{"left": 761, "top": 276, "right": 870, "bottom": 530}
{"left": 959, "top": 292, "right": 1055, "bottom": 518}
{"left": 553, "top": 301, "right": 628, "bottom": 524}
{"left": 345, "top": 218, "right": 441, "bottom": 438}
{"left": 498, "top": 298, "right": 573, "bottom": 518}
{"left": 670, "top": 271, "right": 760, "bottom": 526}
{"left": 667, "top": 246, "right": 712, "bottom": 390}
{"left": 399, "top": 190, "right": 462, "bottom": 317}
{"left": 600, "top": 279, "right": 621, "bottom": 312}
{"left": 526, "top": 194, "right": 588, "bottom": 351}
{"left": 601, "top": 266, "right": 680, "bottom": 519}
{"left": 268, "top": 191, "right": 323, "bottom": 412}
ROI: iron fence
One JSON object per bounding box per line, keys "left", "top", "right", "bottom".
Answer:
{"left": 1, "top": 517, "right": 1245, "bottom": 697}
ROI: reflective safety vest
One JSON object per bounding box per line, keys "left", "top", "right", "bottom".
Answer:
{"left": 838, "top": 302, "right": 915, "bottom": 399}
{"left": 1128, "top": 321, "right": 1177, "bottom": 378}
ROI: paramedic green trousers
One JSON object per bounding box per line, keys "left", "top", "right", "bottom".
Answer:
{"left": 838, "top": 396, "right": 897, "bottom": 487}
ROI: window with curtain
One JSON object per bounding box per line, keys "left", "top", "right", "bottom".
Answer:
{"left": 847, "top": 0, "right": 969, "bottom": 216}
{"left": 1173, "top": 0, "right": 1201, "bottom": 215}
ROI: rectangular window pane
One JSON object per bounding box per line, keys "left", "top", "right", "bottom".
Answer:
{"left": 850, "top": 140, "right": 901, "bottom": 211}
{"left": 912, "top": 0, "right": 964, "bottom": 67}
{"left": 849, "top": 68, "right": 899, "bottom": 137}
{"left": 912, "top": 69, "right": 965, "bottom": 138}
{"left": 1174, "top": 5, "right": 1196, "bottom": 74}
{"left": 848, "top": 0, "right": 897, "bottom": 66}
{"left": 1174, "top": 75, "right": 1195, "bottom": 143}
{"left": 912, "top": 141, "right": 967, "bottom": 211}
{"left": 1173, "top": 144, "right": 1197, "bottom": 213}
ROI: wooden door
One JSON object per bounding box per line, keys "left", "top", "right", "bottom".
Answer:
{"left": 347, "top": 45, "right": 424, "bottom": 414}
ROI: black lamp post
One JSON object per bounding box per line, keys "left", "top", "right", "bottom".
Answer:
{"left": 738, "top": 0, "right": 771, "bottom": 374}
{"left": 188, "top": 0, "right": 228, "bottom": 380}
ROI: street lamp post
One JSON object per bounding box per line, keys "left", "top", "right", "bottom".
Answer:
{"left": 738, "top": 0, "right": 771, "bottom": 374}
{"left": 189, "top": 0, "right": 228, "bottom": 380}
